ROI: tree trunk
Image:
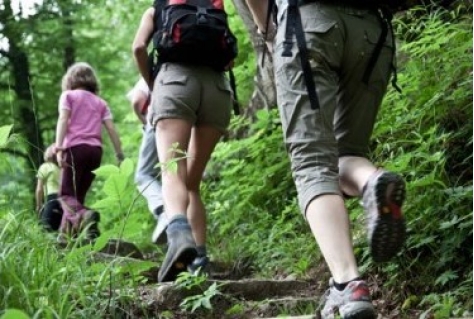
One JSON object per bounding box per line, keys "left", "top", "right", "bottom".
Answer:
{"left": 231, "top": 0, "right": 277, "bottom": 120}
{"left": 61, "top": 3, "right": 76, "bottom": 70}
{"left": 2, "top": 0, "right": 44, "bottom": 176}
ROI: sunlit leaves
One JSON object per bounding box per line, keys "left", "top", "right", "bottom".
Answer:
{"left": 0, "top": 125, "right": 12, "bottom": 148}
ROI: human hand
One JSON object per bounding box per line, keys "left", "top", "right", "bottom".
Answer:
{"left": 258, "top": 24, "right": 276, "bottom": 55}
{"left": 56, "top": 150, "right": 64, "bottom": 168}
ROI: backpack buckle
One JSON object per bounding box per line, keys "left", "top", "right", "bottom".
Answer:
{"left": 196, "top": 7, "right": 208, "bottom": 24}
{"left": 282, "top": 40, "right": 294, "bottom": 57}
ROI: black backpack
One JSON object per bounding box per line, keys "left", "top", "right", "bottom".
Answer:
{"left": 149, "top": 0, "right": 240, "bottom": 114}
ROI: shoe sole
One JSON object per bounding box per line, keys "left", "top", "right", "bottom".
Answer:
{"left": 344, "top": 308, "right": 377, "bottom": 319}
{"left": 370, "top": 172, "right": 406, "bottom": 262}
{"left": 158, "top": 245, "right": 197, "bottom": 282}
{"left": 319, "top": 308, "right": 376, "bottom": 319}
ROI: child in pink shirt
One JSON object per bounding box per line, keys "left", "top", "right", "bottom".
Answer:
{"left": 54, "top": 62, "right": 124, "bottom": 241}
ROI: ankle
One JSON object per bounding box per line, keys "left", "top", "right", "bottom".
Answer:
{"left": 166, "top": 214, "right": 190, "bottom": 233}
{"left": 196, "top": 245, "right": 207, "bottom": 257}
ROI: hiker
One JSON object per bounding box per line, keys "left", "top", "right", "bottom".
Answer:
{"left": 132, "top": 0, "right": 237, "bottom": 282}
{"left": 127, "top": 78, "right": 168, "bottom": 244}
{"left": 54, "top": 62, "right": 124, "bottom": 241}
{"left": 35, "top": 144, "right": 63, "bottom": 231}
{"left": 245, "top": 1, "right": 407, "bottom": 318}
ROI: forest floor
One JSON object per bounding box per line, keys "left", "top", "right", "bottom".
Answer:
{"left": 95, "top": 239, "right": 467, "bottom": 319}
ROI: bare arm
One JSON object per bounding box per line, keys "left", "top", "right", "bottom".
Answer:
{"left": 246, "top": 0, "right": 277, "bottom": 52}
{"left": 246, "top": 0, "right": 274, "bottom": 32}
{"left": 35, "top": 179, "right": 44, "bottom": 213}
{"left": 132, "top": 7, "right": 155, "bottom": 89}
{"left": 55, "top": 108, "right": 70, "bottom": 167}
{"left": 103, "top": 119, "right": 124, "bottom": 164}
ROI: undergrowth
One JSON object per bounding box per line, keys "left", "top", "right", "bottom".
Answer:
{"left": 203, "top": 4, "right": 472, "bottom": 318}
{"left": 0, "top": 3, "right": 471, "bottom": 319}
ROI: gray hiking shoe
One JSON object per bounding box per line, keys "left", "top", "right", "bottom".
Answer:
{"left": 158, "top": 223, "right": 197, "bottom": 282}
{"left": 363, "top": 170, "right": 406, "bottom": 262}
{"left": 188, "top": 255, "right": 210, "bottom": 276}
{"left": 320, "top": 278, "right": 376, "bottom": 319}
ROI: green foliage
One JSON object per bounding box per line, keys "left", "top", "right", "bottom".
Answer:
{"left": 225, "top": 0, "right": 257, "bottom": 105}
{"left": 0, "top": 309, "right": 30, "bottom": 319}
{"left": 180, "top": 282, "right": 222, "bottom": 313}
{"left": 202, "top": 4, "right": 472, "bottom": 317}
{"left": 365, "top": 8, "right": 472, "bottom": 310}
{"left": 203, "top": 109, "right": 319, "bottom": 276}
{"left": 0, "top": 1, "right": 472, "bottom": 318}
{"left": 175, "top": 272, "right": 223, "bottom": 313}
{"left": 0, "top": 208, "right": 151, "bottom": 319}
{"left": 0, "top": 125, "right": 13, "bottom": 148}
{"left": 92, "top": 159, "right": 135, "bottom": 215}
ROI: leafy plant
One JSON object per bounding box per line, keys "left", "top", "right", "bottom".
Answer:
{"left": 175, "top": 272, "right": 223, "bottom": 313}
{"left": 179, "top": 282, "right": 222, "bottom": 313}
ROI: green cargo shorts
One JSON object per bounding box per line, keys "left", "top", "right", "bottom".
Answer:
{"left": 273, "top": 2, "right": 394, "bottom": 214}
{"left": 150, "top": 63, "right": 233, "bottom": 133}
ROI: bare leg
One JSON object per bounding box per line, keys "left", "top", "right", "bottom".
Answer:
{"left": 155, "top": 118, "right": 192, "bottom": 219}
{"left": 186, "top": 125, "right": 222, "bottom": 246}
{"left": 306, "top": 194, "right": 360, "bottom": 283}
{"left": 339, "top": 156, "right": 378, "bottom": 197}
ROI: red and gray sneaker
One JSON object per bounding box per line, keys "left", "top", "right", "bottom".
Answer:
{"left": 319, "top": 278, "right": 376, "bottom": 319}
{"left": 362, "top": 170, "right": 406, "bottom": 262}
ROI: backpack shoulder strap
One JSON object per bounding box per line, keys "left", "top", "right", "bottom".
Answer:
{"left": 261, "top": 0, "right": 276, "bottom": 65}
{"left": 147, "top": 0, "right": 167, "bottom": 82}
{"left": 282, "top": 0, "right": 320, "bottom": 110}
{"left": 152, "top": 0, "right": 166, "bottom": 31}
{"left": 228, "top": 70, "right": 240, "bottom": 116}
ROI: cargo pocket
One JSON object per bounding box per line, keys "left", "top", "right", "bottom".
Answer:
{"left": 217, "top": 82, "right": 233, "bottom": 121}
{"left": 302, "top": 16, "right": 340, "bottom": 72}
{"left": 156, "top": 73, "right": 189, "bottom": 102}
{"left": 159, "top": 75, "right": 188, "bottom": 86}
{"left": 363, "top": 26, "right": 394, "bottom": 87}
{"left": 216, "top": 77, "right": 232, "bottom": 100}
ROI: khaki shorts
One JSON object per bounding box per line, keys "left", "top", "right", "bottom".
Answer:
{"left": 273, "top": 2, "right": 394, "bottom": 214}
{"left": 150, "top": 63, "right": 232, "bottom": 133}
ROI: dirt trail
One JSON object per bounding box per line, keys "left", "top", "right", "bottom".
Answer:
{"left": 95, "top": 239, "right": 461, "bottom": 319}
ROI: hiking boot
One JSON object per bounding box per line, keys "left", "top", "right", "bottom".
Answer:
{"left": 320, "top": 278, "right": 376, "bottom": 319}
{"left": 158, "top": 221, "right": 197, "bottom": 282}
{"left": 362, "top": 170, "right": 406, "bottom": 262}
{"left": 188, "top": 255, "right": 210, "bottom": 276}
{"left": 152, "top": 206, "right": 168, "bottom": 245}
{"left": 82, "top": 210, "right": 101, "bottom": 240}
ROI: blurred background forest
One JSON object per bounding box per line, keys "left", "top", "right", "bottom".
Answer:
{"left": 0, "top": 0, "right": 472, "bottom": 318}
